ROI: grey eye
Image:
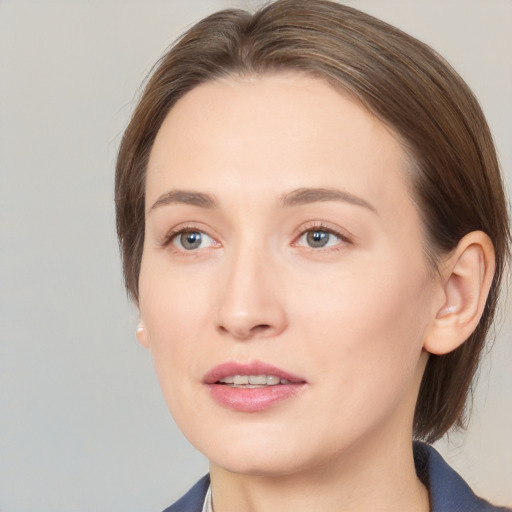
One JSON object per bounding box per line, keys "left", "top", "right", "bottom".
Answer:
{"left": 297, "top": 229, "right": 342, "bottom": 249}
{"left": 180, "top": 231, "right": 203, "bottom": 250}
{"left": 306, "top": 230, "right": 330, "bottom": 248}
{"left": 173, "top": 231, "right": 217, "bottom": 251}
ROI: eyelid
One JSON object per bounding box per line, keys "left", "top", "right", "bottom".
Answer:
{"left": 173, "top": 230, "right": 216, "bottom": 251}
{"left": 158, "top": 220, "right": 353, "bottom": 251}
{"left": 291, "top": 221, "right": 354, "bottom": 246}
{"left": 159, "top": 223, "right": 221, "bottom": 249}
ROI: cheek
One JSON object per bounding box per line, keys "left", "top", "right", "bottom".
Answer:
{"left": 294, "top": 256, "right": 432, "bottom": 391}
{"left": 282, "top": 262, "right": 431, "bottom": 452}
{"left": 138, "top": 259, "right": 213, "bottom": 398}
{"left": 140, "top": 253, "right": 213, "bottom": 337}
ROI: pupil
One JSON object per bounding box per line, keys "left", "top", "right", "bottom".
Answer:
{"left": 181, "top": 232, "right": 202, "bottom": 249}
{"left": 307, "top": 230, "right": 329, "bottom": 247}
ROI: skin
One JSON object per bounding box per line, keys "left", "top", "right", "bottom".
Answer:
{"left": 137, "top": 73, "right": 457, "bottom": 512}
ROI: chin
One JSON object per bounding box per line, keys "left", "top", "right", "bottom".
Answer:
{"left": 210, "top": 451, "right": 310, "bottom": 478}
{"left": 193, "top": 427, "right": 326, "bottom": 478}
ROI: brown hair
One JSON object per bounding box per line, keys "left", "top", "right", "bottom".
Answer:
{"left": 115, "top": 0, "right": 510, "bottom": 442}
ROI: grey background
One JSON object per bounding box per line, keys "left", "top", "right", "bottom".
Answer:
{"left": 1, "top": 1, "right": 510, "bottom": 511}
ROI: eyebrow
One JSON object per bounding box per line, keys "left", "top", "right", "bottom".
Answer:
{"left": 280, "top": 187, "right": 377, "bottom": 213}
{"left": 149, "top": 190, "right": 217, "bottom": 213}
{"left": 148, "top": 187, "right": 376, "bottom": 214}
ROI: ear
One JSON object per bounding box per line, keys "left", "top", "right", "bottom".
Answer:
{"left": 136, "top": 321, "right": 150, "bottom": 348}
{"left": 424, "top": 231, "right": 495, "bottom": 355}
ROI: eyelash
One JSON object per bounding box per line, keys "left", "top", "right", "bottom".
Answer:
{"left": 161, "top": 222, "right": 352, "bottom": 253}
{"left": 292, "top": 221, "right": 352, "bottom": 251}
{"left": 160, "top": 224, "right": 216, "bottom": 249}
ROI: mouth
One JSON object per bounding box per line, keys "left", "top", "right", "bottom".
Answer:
{"left": 203, "top": 361, "right": 306, "bottom": 412}
{"left": 204, "top": 361, "right": 306, "bottom": 386}
{"left": 217, "top": 374, "right": 293, "bottom": 388}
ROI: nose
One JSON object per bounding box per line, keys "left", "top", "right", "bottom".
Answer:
{"left": 216, "top": 245, "right": 288, "bottom": 341}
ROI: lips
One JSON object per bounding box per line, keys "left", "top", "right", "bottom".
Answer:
{"left": 204, "top": 361, "right": 305, "bottom": 384}
{"left": 204, "top": 361, "right": 306, "bottom": 412}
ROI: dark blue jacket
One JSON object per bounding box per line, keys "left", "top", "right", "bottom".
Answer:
{"left": 163, "top": 443, "right": 510, "bottom": 512}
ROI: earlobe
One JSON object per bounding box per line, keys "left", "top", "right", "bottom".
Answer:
{"left": 136, "top": 322, "right": 150, "bottom": 348}
{"left": 424, "top": 231, "right": 495, "bottom": 355}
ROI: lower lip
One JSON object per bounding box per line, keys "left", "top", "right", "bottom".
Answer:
{"left": 207, "top": 383, "right": 304, "bottom": 412}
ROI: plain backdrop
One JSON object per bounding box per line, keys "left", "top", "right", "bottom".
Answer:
{"left": 1, "top": 1, "right": 510, "bottom": 511}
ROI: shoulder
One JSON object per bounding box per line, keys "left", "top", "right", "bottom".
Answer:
{"left": 414, "top": 442, "right": 511, "bottom": 512}
{"left": 162, "top": 474, "right": 210, "bottom": 512}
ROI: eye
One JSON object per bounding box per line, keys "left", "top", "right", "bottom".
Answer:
{"left": 297, "top": 229, "right": 342, "bottom": 248}
{"left": 172, "top": 230, "right": 217, "bottom": 251}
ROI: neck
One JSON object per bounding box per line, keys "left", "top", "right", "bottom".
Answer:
{"left": 209, "top": 435, "right": 429, "bottom": 512}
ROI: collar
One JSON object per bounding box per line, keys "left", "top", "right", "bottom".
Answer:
{"left": 413, "top": 442, "right": 507, "bottom": 511}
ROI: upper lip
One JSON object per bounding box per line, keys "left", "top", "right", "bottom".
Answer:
{"left": 203, "top": 361, "right": 306, "bottom": 384}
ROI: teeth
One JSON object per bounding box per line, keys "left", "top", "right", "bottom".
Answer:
{"left": 218, "top": 374, "right": 288, "bottom": 387}
{"left": 267, "top": 375, "right": 281, "bottom": 385}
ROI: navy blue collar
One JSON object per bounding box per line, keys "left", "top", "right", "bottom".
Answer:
{"left": 164, "top": 443, "right": 509, "bottom": 512}
{"left": 413, "top": 442, "right": 509, "bottom": 511}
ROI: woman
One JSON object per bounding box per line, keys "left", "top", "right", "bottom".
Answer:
{"left": 115, "top": 1, "right": 510, "bottom": 511}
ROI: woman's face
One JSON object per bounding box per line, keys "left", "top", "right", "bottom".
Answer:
{"left": 139, "top": 74, "right": 439, "bottom": 476}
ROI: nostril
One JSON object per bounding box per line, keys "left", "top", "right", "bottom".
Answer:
{"left": 251, "top": 324, "right": 272, "bottom": 334}
{"left": 217, "top": 322, "right": 275, "bottom": 340}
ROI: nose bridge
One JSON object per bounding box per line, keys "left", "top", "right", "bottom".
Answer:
{"left": 216, "top": 234, "right": 286, "bottom": 340}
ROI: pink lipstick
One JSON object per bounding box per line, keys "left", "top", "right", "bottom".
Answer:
{"left": 204, "top": 361, "right": 306, "bottom": 412}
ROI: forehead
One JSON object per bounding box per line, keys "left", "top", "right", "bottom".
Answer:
{"left": 146, "top": 73, "right": 414, "bottom": 221}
